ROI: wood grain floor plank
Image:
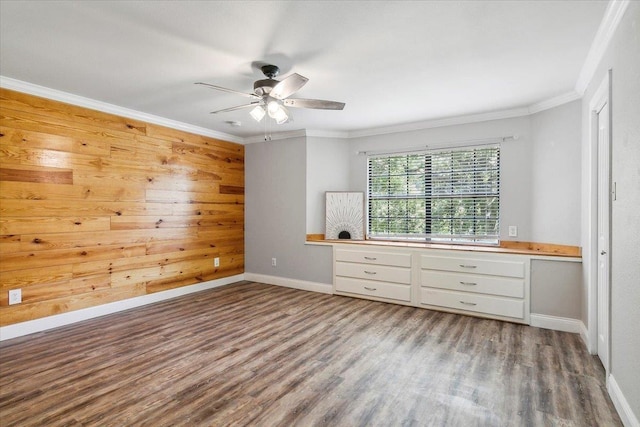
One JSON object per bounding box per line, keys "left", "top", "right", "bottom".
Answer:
{"left": 0, "top": 282, "right": 622, "bottom": 426}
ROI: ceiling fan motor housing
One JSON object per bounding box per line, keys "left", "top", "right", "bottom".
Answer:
{"left": 254, "top": 64, "right": 281, "bottom": 96}
{"left": 261, "top": 64, "right": 280, "bottom": 79}
{"left": 254, "top": 79, "right": 278, "bottom": 96}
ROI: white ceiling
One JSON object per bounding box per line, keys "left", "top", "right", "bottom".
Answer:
{"left": 0, "top": 1, "right": 608, "bottom": 139}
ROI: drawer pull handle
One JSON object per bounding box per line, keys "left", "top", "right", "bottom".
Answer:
{"left": 459, "top": 264, "right": 477, "bottom": 269}
{"left": 459, "top": 301, "right": 477, "bottom": 306}
{"left": 459, "top": 281, "right": 477, "bottom": 286}
{"left": 364, "top": 256, "right": 377, "bottom": 261}
{"left": 364, "top": 286, "right": 377, "bottom": 291}
{"left": 364, "top": 270, "right": 377, "bottom": 275}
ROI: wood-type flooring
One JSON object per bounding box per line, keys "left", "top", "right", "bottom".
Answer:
{"left": 0, "top": 281, "right": 622, "bottom": 426}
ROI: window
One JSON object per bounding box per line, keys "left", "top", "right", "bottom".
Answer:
{"left": 367, "top": 144, "right": 500, "bottom": 244}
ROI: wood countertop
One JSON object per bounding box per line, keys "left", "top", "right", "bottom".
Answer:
{"left": 306, "top": 235, "right": 581, "bottom": 258}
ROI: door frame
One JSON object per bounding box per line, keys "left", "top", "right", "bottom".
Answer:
{"left": 586, "top": 70, "right": 612, "bottom": 373}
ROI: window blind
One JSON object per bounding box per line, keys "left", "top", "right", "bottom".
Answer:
{"left": 367, "top": 144, "right": 500, "bottom": 244}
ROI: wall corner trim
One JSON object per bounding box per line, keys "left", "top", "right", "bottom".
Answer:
{"left": 529, "top": 313, "right": 585, "bottom": 334}
{"left": 244, "top": 272, "right": 333, "bottom": 295}
{"left": 0, "top": 274, "right": 244, "bottom": 342}
{"left": 575, "top": 0, "right": 630, "bottom": 94}
{"left": 608, "top": 374, "right": 640, "bottom": 427}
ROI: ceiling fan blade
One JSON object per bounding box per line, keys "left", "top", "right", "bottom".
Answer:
{"left": 196, "top": 82, "right": 260, "bottom": 99}
{"left": 270, "top": 73, "right": 309, "bottom": 99}
{"left": 283, "top": 98, "right": 345, "bottom": 110}
{"left": 210, "top": 102, "right": 260, "bottom": 114}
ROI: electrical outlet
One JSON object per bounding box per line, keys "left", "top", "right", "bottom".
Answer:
{"left": 271, "top": 258, "right": 277, "bottom": 267}
{"left": 8, "top": 289, "right": 22, "bottom": 305}
{"left": 214, "top": 257, "right": 220, "bottom": 267}
{"left": 508, "top": 226, "right": 518, "bottom": 237}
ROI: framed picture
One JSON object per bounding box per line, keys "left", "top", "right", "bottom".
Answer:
{"left": 325, "top": 192, "right": 365, "bottom": 240}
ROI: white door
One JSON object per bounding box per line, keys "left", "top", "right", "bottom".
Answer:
{"left": 596, "top": 101, "right": 610, "bottom": 372}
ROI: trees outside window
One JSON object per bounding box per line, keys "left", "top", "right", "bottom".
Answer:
{"left": 367, "top": 145, "right": 500, "bottom": 244}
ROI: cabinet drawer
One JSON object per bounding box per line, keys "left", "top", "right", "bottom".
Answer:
{"left": 336, "top": 249, "right": 411, "bottom": 267}
{"left": 421, "top": 255, "right": 524, "bottom": 278}
{"left": 421, "top": 270, "right": 524, "bottom": 298}
{"left": 336, "top": 262, "right": 411, "bottom": 285}
{"left": 335, "top": 277, "right": 411, "bottom": 302}
{"left": 420, "top": 288, "right": 524, "bottom": 319}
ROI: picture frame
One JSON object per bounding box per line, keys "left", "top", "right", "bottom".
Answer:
{"left": 325, "top": 191, "right": 365, "bottom": 240}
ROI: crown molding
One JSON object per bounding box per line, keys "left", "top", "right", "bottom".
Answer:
{"left": 575, "top": 0, "right": 630, "bottom": 95}
{"left": 243, "top": 129, "right": 308, "bottom": 144}
{"left": 306, "top": 129, "right": 349, "bottom": 139}
{"left": 0, "top": 76, "right": 244, "bottom": 144}
{"left": 346, "top": 107, "right": 531, "bottom": 139}
{"left": 2, "top": 76, "right": 586, "bottom": 144}
{"left": 528, "top": 91, "right": 582, "bottom": 115}
{"left": 346, "top": 90, "right": 583, "bottom": 139}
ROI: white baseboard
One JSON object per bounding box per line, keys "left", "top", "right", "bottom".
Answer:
{"left": 244, "top": 272, "right": 333, "bottom": 295}
{"left": 530, "top": 313, "right": 586, "bottom": 334}
{"left": 0, "top": 274, "right": 244, "bottom": 341}
{"left": 608, "top": 374, "right": 640, "bottom": 427}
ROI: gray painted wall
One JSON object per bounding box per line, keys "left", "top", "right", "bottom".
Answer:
{"left": 348, "top": 117, "right": 535, "bottom": 242}
{"left": 245, "top": 136, "right": 332, "bottom": 284}
{"left": 531, "top": 260, "right": 582, "bottom": 319}
{"left": 347, "top": 112, "right": 583, "bottom": 245}
{"left": 581, "top": 2, "right": 640, "bottom": 418}
{"left": 246, "top": 109, "right": 584, "bottom": 294}
{"left": 530, "top": 101, "right": 582, "bottom": 245}
{"left": 306, "top": 136, "right": 350, "bottom": 233}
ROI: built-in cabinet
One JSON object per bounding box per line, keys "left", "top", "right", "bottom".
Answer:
{"left": 333, "top": 244, "right": 578, "bottom": 325}
{"left": 419, "top": 252, "right": 528, "bottom": 323}
{"left": 334, "top": 248, "right": 412, "bottom": 304}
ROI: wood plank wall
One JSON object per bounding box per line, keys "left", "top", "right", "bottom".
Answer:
{"left": 0, "top": 88, "right": 244, "bottom": 326}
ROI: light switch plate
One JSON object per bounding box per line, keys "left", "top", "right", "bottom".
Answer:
{"left": 508, "top": 226, "right": 518, "bottom": 237}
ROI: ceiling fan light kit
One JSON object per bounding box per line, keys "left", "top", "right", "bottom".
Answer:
{"left": 272, "top": 105, "right": 289, "bottom": 124}
{"left": 267, "top": 100, "right": 280, "bottom": 116}
{"left": 266, "top": 100, "right": 289, "bottom": 124}
{"left": 197, "top": 64, "right": 344, "bottom": 126}
{"left": 250, "top": 105, "right": 266, "bottom": 122}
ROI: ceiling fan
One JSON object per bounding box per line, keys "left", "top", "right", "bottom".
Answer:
{"left": 196, "top": 64, "right": 345, "bottom": 125}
